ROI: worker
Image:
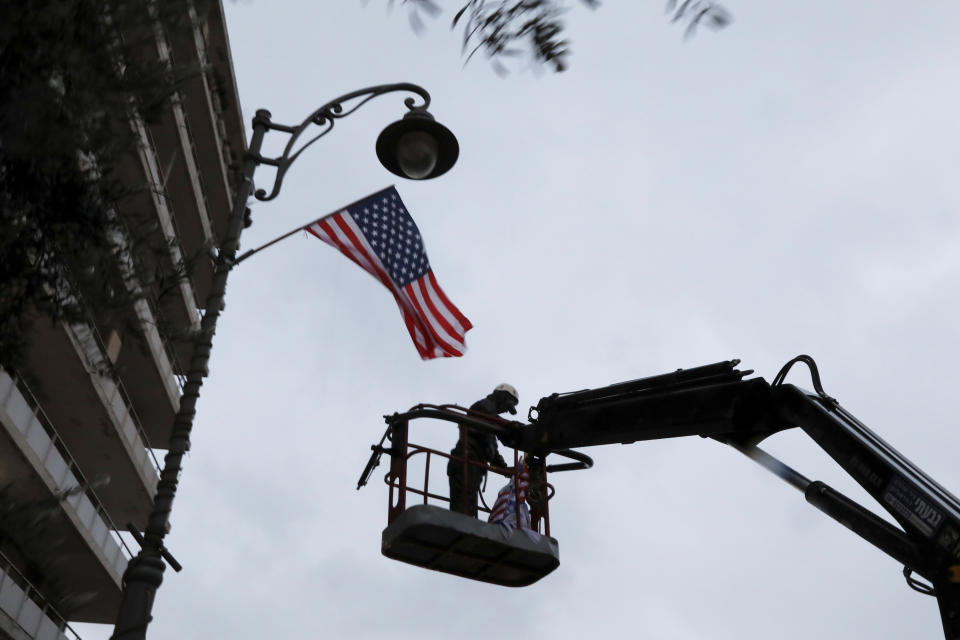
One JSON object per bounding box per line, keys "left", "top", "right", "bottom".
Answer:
{"left": 447, "top": 383, "right": 519, "bottom": 517}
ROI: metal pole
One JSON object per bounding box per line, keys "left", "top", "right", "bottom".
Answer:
{"left": 729, "top": 442, "right": 812, "bottom": 492}
{"left": 387, "top": 420, "right": 408, "bottom": 524}
{"left": 109, "top": 83, "right": 453, "bottom": 638}
{"left": 111, "top": 109, "right": 272, "bottom": 640}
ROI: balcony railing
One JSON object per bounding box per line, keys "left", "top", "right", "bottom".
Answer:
{"left": 70, "top": 321, "right": 162, "bottom": 477}
{"left": 0, "top": 549, "right": 82, "bottom": 640}
{"left": 1, "top": 368, "right": 135, "bottom": 579}
{"left": 135, "top": 101, "right": 205, "bottom": 376}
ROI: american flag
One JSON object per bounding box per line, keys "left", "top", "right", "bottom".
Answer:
{"left": 488, "top": 457, "right": 539, "bottom": 541}
{"left": 305, "top": 186, "right": 472, "bottom": 359}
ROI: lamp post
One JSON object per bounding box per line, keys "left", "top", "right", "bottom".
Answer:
{"left": 111, "top": 83, "right": 458, "bottom": 640}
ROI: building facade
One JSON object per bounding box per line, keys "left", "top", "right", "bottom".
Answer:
{"left": 0, "top": 3, "right": 245, "bottom": 638}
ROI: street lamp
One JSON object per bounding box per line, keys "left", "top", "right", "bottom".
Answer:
{"left": 376, "top": 106, "right": 459, "bottom": 180}
{"left": 111, "top": 83, "right": 458, "bottom": 640}
{"left": 252, "top": 83, "right": 459, "bottom": 201}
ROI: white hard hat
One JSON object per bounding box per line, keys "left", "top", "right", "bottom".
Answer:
{"left": 494, "top": 383, "right": 519, "bottom": 402}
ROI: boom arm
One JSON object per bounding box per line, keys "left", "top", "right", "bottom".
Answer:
{"left": 516, "top": 358, "right": 960, "bottom": 640}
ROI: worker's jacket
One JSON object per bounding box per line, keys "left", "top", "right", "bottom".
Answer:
{"left": 449, "top": 395, "right": 507, "bottom": 470}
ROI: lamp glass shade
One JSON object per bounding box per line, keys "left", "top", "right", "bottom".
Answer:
{"left": 376, "top": 112, "right": 459, "bottom": 180}
{"left": 396, "top": 131, "right": 439, "bottom": 180}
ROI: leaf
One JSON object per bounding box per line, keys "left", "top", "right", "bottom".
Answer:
{"left": 708, "top": 7, "right": 733, "bottom": 29}
{"left": 417, "top": 0, "right": 442, "bottom": 17}
{"left": 409, "top": 9, "right": 425, "bottom": 34}
{"left": 673, "top": 0, "right": 695, "bottom": 22}
{"left": 452, "top": 3, "right": 470, "bottom": 26}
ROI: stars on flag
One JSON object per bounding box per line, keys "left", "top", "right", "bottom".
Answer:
{"left": 303, "top": 186, "right": 473, "bottom": 359}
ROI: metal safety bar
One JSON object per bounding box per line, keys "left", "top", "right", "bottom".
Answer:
{"left": 366, "top": 405, "right": 558, "bottom": 537}
{"left": 386, "top": 436, "right": 553, "bottom": 534}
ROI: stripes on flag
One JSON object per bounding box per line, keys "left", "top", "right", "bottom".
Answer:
{"left": 488, "top": 457, "right": 540, "bottom": 541}
{"left": 489, "top": 460, "right": 529, "bottom": 523}
{"left": 304, "top": 186, "right": 472, "bottom": 359}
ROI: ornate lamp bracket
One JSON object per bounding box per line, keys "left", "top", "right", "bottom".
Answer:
{"left": 248, "top": 83, "right": 432, "bottom": 201}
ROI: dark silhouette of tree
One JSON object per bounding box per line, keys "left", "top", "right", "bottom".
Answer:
{"left": 393, "top": 0, "right": 733, "bottom": 73}
{"left": 0, "top": 0, "right": 218, "bottom": 369}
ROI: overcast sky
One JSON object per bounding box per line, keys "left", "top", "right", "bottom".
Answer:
{"left": 76, "top": 1, "right": 960, "bottom": 638}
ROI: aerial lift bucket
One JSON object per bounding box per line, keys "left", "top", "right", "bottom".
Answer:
{"left": 358, "top": 405, "right": 582, "bottom": 587}
{"left": 381, "top": 504, "right": 560, "bottom": 587}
